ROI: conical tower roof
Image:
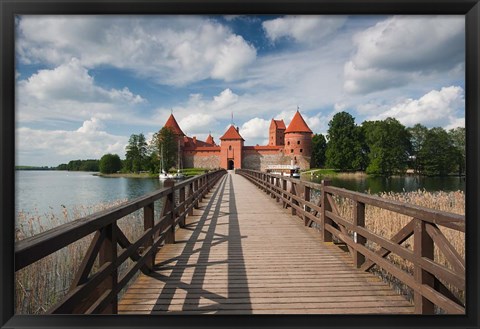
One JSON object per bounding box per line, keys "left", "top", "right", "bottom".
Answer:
{"left": 205, "top": 133, "right": 215, "bottom": 145}
{"left": 285, "top": 111, "right": 312, "bottom": 134}
{"left": 220, "top": 125, "right": 244, "bottom": 141}
{"left": 164, "top": 114, "right": 185, "bottom": 136}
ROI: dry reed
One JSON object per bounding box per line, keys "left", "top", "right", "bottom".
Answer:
{"left": 331, "top": 189, "right": 465, "bottom": 309}
{"left": 15, "top": 200, "right": 150, "bottom": 314}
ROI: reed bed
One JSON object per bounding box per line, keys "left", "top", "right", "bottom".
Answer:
{"left": 15, "top": 200, "right": 153, "bottom": 314}
{"left": 330, "top": 189, "right": 465, "bottom": 309}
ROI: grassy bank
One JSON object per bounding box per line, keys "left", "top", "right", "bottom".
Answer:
{"left": 302, "top": 168, "right": 368, "bottom": 177}
{"left": 94, "top": 172, "right": 157, "bottom": 178}
{"left": 95, "top": 168, "right": 211, "bottom": 179}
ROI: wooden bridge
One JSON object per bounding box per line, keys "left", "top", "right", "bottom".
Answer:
{"left": 15, "top": 169, "right": 465, "bottom": 315}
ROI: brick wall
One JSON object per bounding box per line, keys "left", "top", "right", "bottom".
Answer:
{"left": 184, "top": 155, "right": 220, "bottom": 169}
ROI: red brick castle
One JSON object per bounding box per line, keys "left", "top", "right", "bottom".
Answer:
{"left": 163, "top": 111, "right": 313, "bottom": 171}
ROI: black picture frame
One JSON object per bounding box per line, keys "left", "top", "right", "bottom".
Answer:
{"left": 1, "top": 1, "right": 479, "bottom": 328}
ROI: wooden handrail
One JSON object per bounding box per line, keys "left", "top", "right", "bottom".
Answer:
{"left": 15, "top": 169, "right": 226, "bottom": 314}
{"left": 236, "top": 169, "right": 465, "bottom": 315}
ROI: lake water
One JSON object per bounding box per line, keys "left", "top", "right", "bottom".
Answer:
{"left": 16, "top": 170, "right": 465, "bottom": 219}
{"left": 16, "top": 171, "right": 165, "bottom": 218}
{"left": 304, "top": 174, "right": 465, "bottom": 194}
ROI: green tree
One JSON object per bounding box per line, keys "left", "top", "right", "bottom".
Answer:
{"left": 325, "top": 112, "right": 365, "bottom": 171}
{"left": 311, "top": 134, "right": 327, "bottom": 168}
{"left": 407, "top": 123, "right": 428, "bottom": 173}
{"left": 449, "top": 127, "right": 465, "bottom": 176}
{"left": 418, "top": 127, "right": 457, "bottom": 176}
{"left": 65, "top": 159, "right": 99, "bottom": 171}
{"left": 124, "top": 133, "right": 148, "bottom": 173}
{"left": 363, "top": 118, "right": 411, "bottom": 177}
{"left": 99, "top": 154, "right": 122, "bottom": 174}
{"left": 150, "top": 127, "right": 177, "bottom": 173}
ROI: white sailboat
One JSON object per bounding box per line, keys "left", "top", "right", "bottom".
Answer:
{"left": 173, "top": 140, "right": 184, "bottom": 180}
{"left": 159, "top": 144, "right": 173, "bottom": 180}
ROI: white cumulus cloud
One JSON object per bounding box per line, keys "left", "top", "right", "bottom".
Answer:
{"left": 239, "top": 117, "right": 270, "bottom": 144}
{"left": 16, "top": 117, "right": 128, "bottom": 166}
{"left": 17, "top": 16, "right": 257, "bottom": 86}
{"left": 344, "top": 15, "right": 464, "bottom": 94}
{"left": 263, "top": 15, "right": 346, "bottom": 45}
{"left": 368, "top": 86, "right": 465, "bottom": 128}
{"left": 16, "top": 59, "right": 146, "bottom": 124}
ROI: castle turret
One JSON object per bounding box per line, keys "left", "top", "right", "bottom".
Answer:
{"left": 205, "top": 133, "right": 216, "bottom": 146}
{"left": 163, "top": 113, "right": 185, "bottom": 148}
{"left": 220, "top": 125, "right": 244, "bottom": 170}
{"left": 284, "top": 111, "right": 312, "bottom": 161}
{"left": 269, "top": 119, "right": 286, "bottom": 146}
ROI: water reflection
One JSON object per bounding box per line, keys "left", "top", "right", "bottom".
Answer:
{"left": 16, "top": 171, "right": 165, "bottom": 216}
{"left": 305, "top": 174, "right": 465, "bottom": 194}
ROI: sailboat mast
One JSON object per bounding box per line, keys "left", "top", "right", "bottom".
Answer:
{"left": 177, "top": 139, "right": 181, "bottom": 171}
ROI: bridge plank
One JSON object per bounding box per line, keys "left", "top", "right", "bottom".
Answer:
{"left": 118, "top": 172, "right": 414, "bottom": 315}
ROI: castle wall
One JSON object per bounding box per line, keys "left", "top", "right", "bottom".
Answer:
{"left": 183, "top": 147, "right": 221, "bottom": 169}
{"left": 184, "top": 154, "right": 220, "bottom": 169}
{"left": 242, "top": 147, "right": 310, "bottom": 171}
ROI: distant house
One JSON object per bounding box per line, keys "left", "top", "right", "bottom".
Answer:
{"left": 162, "top": 111, "right": 313, "bottom": 171}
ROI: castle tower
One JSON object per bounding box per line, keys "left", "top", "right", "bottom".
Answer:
{"left": 284, "top": 110, "right": 312, "bottom": 160}
{"left": 205, "top": 133, "right": 216, "bottom": 146}
{"left": 163, "top": 113, "right": 186, "bottom": 148}
{"left": 219, "top": 125, "right": 244, "bottom": 170}
{"left": 269, "top": 119, "right": 286, "bottom": 146}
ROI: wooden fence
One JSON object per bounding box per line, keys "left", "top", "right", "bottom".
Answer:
{"left": 237, "top": 169, "right": 465, "bottom": 315}
{"left": 15, "top": 169, "right": 226, "bottom": 314}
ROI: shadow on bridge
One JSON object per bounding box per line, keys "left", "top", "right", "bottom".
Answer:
{"left": 147, "top": 174, "right": 251, "bottom": 314}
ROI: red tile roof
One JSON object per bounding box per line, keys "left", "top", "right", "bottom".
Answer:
{"left": 164, "top": 114, "right": 185, "bottom": 136}
{"left": 285, "top": 111, "right": 312, "bottom": 134}
{"left": 272, "top": 119, "right": 286, "bottom": 130}
{"left": 220, "top": 125, "right": 244, "bottom": 140}
{"left": 205, "top": 134, "right": 215, "bottom": 145}
{"left": 183, "top": 136, "right": 211, "bottom": 148}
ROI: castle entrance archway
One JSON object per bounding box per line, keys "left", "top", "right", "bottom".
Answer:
{"left": 228, "top": 160, "right": 234, "bottom": 170}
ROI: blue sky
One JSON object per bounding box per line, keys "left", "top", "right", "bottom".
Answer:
{"left": 15, "top": 15, "right": 465, "bottom": 166}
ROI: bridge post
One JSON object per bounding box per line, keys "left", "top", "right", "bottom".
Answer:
{"left": 414, "top": 218, "right": 435, "bottom": 314}
{"left": 353, "top": 201, "right": 366, "bottom": 267}
{"left": 321, "top": 180, "right": 333, "bottom": 243}
{"left": 290, "top": 181, "right": 297, "bottom": 216}
{"left": 179, "top": 187, "right": 186, "bottom": 228}
{"left": 188, "top": 182, "right": 194, "bottom": 215}
{"left": 98, "top": 223, "right": 118, "bottom": 313}
{"left": 282, "top": 179, "right": 287, "bottom": 208}
{"left": 163, "top": 179, "right": 176, "bottom": 244}
{"left": 144, "top": 202, "right": 155, "bottom": 271}
{"left": 270, "top": 176, "right": 276, "bottom": 199}
{"left": 194, "top": 179, "right": 199, "bottom": 209}
{"left": 304, "top": 185, "right": 311, "bottom": 226}
{"left": 275, "top": 177, "right": 281, "bottom": 203}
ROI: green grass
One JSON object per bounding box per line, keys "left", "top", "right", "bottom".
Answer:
{"left": 180, "top": 168, "right": 210, "bottom": 177}
{"left": 302, "top": 168, "right": 338, "bottom": 177}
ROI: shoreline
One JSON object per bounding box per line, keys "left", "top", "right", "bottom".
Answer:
{"left": 93, "top": 172, "right": 158, "bottom": 179}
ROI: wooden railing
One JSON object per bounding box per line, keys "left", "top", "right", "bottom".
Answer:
{"left": 15, "top": 169, "right": 226, "bottom": 314}
{"left": 236, "top": 169, "right": 465, "bottom": 315}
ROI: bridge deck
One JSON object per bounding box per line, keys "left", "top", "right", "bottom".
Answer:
{"left": 118, "top": 172, "right": 414, "bottom": 314}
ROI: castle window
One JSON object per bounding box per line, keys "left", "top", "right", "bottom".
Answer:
{"left": 290, "top": 149, "right": 293, "bottom": 153}
{"left": 297, "top": 141, "right": 300, "bottom": 145}
{"left": 287, "top": 141, "right": 290, "bottom": 145}
{"left": 229, "top": 145, "right": 232, "bottom": 150}
{"left": 300, "top": 149, "right": 303, "bottom": 153}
